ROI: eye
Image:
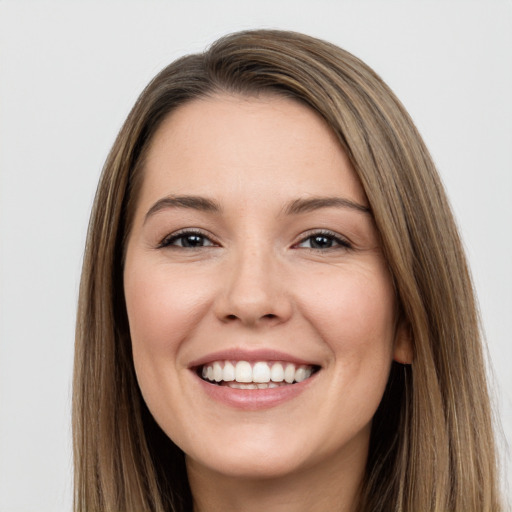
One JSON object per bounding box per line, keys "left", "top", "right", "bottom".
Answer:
{"left": 295, "top": 230, "right": 352, "bottom": 251}
{"left": 159, "top": 229, "right": 217, "bottom": 249}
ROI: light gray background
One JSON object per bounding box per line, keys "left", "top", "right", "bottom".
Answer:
{"left": 1, "top": 2, "right": 511, "bottom": 510}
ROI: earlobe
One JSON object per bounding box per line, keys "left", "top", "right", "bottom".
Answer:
{"left": 393, "top": 321, "right": 413, "bottom": 365}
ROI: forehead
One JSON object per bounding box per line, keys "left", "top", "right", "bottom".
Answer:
{"left": 139, "top": 93, "right": 367, "bottom": 209}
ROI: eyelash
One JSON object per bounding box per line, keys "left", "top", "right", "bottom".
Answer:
{"left": 158, "top": 229, "right": 352, "bottom": 251}
{"left": 293, "top": 230, "right": 352, "bottom": 251}
{"left": 158, "top": 229, "right": 217, "bottom": 249}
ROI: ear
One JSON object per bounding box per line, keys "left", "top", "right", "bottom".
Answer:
{"left": 393, "top": 320, "right": 413, "bottom": 365}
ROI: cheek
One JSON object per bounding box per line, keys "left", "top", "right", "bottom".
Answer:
{"left": 296, "top": 262, "right": 397, "bottom": 362}
{"left": 123, "top": 259, "right": 216, "bottom": 430}
{"left": 124, "top": 261, "right": 213, "bottom": 364}
{"left": 310, "top": 266, "right": 397, "bottom": 426}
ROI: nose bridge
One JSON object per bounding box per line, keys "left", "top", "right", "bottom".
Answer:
{"left": 216, "top": 238, "right": 291, "bottom": 325}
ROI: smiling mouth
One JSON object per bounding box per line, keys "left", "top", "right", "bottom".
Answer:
{"left": 198, "top": 360, "right": 319, "bottom": 389}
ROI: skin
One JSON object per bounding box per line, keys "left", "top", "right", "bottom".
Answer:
{"left": 124, "top": 94, "right": 411, "bottom": 512}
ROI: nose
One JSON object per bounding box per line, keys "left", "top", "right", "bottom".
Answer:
{"left": 213, "top": 246, "right": 293, "bottom": 327}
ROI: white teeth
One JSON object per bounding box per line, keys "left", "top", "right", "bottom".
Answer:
{"left": 235, "top": 361, "right": 253, "bottom": 383}
{"left": 200, "top": 360, "right": 316, "bottom": 386}
{"left": 213, "top": 361, "right": 223, "bottom": 382}
{"left": 252, "top": 362, "right": 271, "bottom": 383}
{"left": 225, "top": 381, "right": 284, "bottom": 389}
{"left": 270, "top": 363, "right": 284, "bottom": 382}
{"left": 284, "top": 363, "right": 295, "bottom": 383}
{"left": 228, "top": 382, "right": 258, "bottom": 389}
{"left": 295, "top": 366, "right": 311, "bottom": 383}
{"left": 223, "top": 361, "right": 235, "bottom": 382}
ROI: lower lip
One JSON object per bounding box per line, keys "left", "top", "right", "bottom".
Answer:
{"left": 194, "top": 372, "right": 318, "bottom": 411}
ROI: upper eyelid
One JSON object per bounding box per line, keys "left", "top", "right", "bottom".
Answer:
{"left": 295, "top": 229, "right": 351, "bottom": 242}
{"left": 159, "top": 228, "right": 219, "bottom": 247}
{"left": 157, "top": 227, "right": 351, "bottom": 248}
{"left": 292, "top": 231, "right": 353, "bottom": 252}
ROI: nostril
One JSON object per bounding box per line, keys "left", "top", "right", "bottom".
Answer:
{"left": 224, "top": 313, "right": 276, "bottom": 321}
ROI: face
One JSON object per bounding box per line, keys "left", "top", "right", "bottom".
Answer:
{"left": 124, "top": 94, "right": 410, "bottom": 482}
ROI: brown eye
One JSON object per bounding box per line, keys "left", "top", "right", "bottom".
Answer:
{"left": 160, "top": 230, "right": 216, "bottom": 249}
{"left": 296, "top": 231, "right": 352, "bottom": 250}
{"left": 309, "top": 235, "right": 335, "bottom": 249}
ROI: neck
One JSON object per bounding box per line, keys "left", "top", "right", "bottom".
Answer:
{"left": 186, "top": 448, "right": 366, "bottom": 512}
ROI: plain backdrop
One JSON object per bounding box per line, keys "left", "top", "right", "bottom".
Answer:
{"left": 1, "top": 1, "right": 511, "bottom": 510}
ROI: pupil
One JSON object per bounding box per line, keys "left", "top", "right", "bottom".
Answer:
{"left": 312, "top": 235, "right": 332, "bottom": 248}
{"left": 183, "top": 235, "right": 203, "bottom": 247}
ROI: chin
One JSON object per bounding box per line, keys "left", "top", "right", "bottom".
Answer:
{"left": 187, "top": 449, "right": 308, "bottom": 481}
{"left": 182, "top": 424, "right": 338, "bottom": 482}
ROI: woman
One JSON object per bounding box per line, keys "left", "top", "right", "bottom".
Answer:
{"left": 73, "top": 29, "right": 501, "bottom": 511}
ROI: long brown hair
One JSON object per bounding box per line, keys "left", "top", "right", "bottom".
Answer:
{"left": 74, "top": 29, "right": 501, "bottom": 511}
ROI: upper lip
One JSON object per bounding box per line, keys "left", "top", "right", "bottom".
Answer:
{"left": 188, "top": 348, "right": 321, "bottom": 369}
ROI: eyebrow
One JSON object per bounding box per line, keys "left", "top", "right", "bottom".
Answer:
{"left": 144, "top": 194, "right": 371, "bottom": 224}
{"left": 283, "top": 196, "right": 371, "bottom": 215}
{"left": 144, "top": 195, "right": 222, "bottom": 223}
